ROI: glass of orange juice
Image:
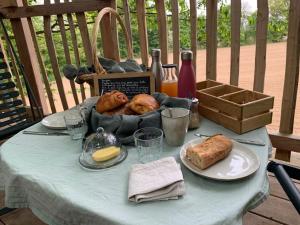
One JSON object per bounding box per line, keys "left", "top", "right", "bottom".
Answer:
{"left": 161, "top": 64, "right": 178, "bottom": 97}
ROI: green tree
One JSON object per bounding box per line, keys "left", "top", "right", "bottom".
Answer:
{"left": 268, "top": 0, "right": 289, "bottom": 42}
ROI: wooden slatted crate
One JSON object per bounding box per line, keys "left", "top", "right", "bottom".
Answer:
{"left": 196, "top": 80, "right": 274, "bottom": 134}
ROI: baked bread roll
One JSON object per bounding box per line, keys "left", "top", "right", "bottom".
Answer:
{"left": 128, "top": 94, "right": 159, "bottom": 115}
{"left": 186, "top": 135, "right": 233, "bottom": 170}
{"left": 102, "top": 103, "right": 137, "bottom": 116}
{"left": 96, "top": 90, "right": 128, "bottom": 113}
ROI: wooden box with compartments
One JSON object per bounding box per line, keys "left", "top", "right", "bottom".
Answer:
{"left": 196, "top": 80, "right": 274, "bottom": 134}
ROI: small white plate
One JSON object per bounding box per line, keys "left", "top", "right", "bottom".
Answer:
{"left": 41, "top": 111, "right": 67, "bottom": 130}
{"left": 180, "top": 138, "right": 260, "bottom": 181}
{"left": 79, "top": 146, "right": 128, "bottom": 170}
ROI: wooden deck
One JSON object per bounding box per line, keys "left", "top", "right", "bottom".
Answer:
{"left": 0, "top": 174, "right": 299, "bottom": 225}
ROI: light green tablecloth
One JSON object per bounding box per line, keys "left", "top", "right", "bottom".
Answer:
{"left": 0, "top": 119, "right": 270, "bottom": 225}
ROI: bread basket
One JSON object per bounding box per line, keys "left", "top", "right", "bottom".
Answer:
{"left": 78, "top": 7, "right": 154, "bottom": 96}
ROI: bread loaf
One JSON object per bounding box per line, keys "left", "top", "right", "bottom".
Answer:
{"left": 186, "top": 135, "right": 233, "bottom": 169}
{"left": 128, "top": 94, "right": 159, "bottom": 114}
{"left": 102, "top": 103, "right": 137, "bottom": 116}
{"left": 96, "top": 90, "right": 128, "bottom": 113}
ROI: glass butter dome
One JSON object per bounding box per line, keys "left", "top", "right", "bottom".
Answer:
{"left": 79, "top": 127, "right": 127, "bottom": 170}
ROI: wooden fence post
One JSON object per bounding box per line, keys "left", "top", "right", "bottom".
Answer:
{"left": 230, "top": 0, "right": 241, "bottom": 86}
{"left": 155, "top": 0, "right": 168, "bottom": 64}
{"left": 136, "top": 0, "right": 149, "bottom": 67}
{"left": 190, "top": 0, "right": 197, "bottom": 73}
{"left": 100, "top": 0, "right": 120, "bottom": 61}
{"left": 253, "top": 0, "right": 269, "bottom": 92}
{"left": 8, "top": 0, "right": 48, "bottom": 114}
{"left": 206, "top": 0, "right": 218, "bottom": 80}
{"left": 276, "top": 0, "right": 300, "bottom": 161}
{"left": 0, "top": 0, "right": 17, "bottom": 9}
{"left": 123, "top": 0, "right": 133, "bottom": 48}
{"left": 171, "top": 0, "right": 180, "bottom": 70}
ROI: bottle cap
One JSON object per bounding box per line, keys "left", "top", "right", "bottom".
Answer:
{"left": 181, "top": 50, "right": 193, "bottom": 61}
{"left": 151, "top": 49, "right": 161, "bottom": 57}
{"left": 191, "top": 98, "right": 199, "bottom": 104}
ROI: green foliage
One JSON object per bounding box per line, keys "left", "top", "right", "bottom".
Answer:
{"left": 217, "top": 3, "right": 231, "bottom": 47}
{"left": 1, "top": 0, "right": 289, "bottom": 83}
{"left": 268, "top": 0, "right": 289, "bottom": 42}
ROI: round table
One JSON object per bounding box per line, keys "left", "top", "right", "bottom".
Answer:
{"left": 0, "top": 119, "right": 270, "bottom": 225}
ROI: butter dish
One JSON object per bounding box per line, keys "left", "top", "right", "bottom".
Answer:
{"left": 79, "top": 127, "right": 127, "bottom": 170}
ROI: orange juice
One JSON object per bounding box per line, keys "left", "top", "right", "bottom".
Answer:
{"left": 161, "top": 80, "right": 178, "bottom": 97}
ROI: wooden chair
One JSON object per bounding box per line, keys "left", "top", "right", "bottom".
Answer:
{"left": 0, "top": 21, "right": 42, "bottom": 216}
{"left": 0, "top": 21, "right": 41, "bottom": 142}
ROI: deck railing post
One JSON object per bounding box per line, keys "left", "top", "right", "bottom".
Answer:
{"left": 253, "top": 0, "right": 269, "bottom": 92}
{"left": 0, "top": 0, "right": 17, "bottom": 9}
{"left": 8, "top": 0, "right": 48, "bottom": 114}
{"left": 276, "top": 0, "right": 300, "bottom": 161}
{"left": 206, "top": 0, "right": 218, "bottom": 80}
{"left": 100, "top": 0, "right": 120, "bottom": 61}
{"left": 155, "top": 0, "right": 168, "bottom": 64}
{"left": 171, "top": 0, "right": 180, "bottom": 71}
{"left": 190, "top": 0, "right": 197, "bottom": 74}
{"left": 136, "top": 0, "right": 149, "bottom": 67}
{"left": 230, "top": 0, "right": 241, "bottom": 86}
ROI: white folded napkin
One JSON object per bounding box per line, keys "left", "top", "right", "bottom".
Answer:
{"left": 128, "top": 157, "right": 185, "bottom": 203}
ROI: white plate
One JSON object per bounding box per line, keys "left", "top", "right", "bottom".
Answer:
{"left": 180, "top": 138, "right": 260, "bottom": 181}
{"left": 41, "top": 111, "right": 67, "bottom": 130}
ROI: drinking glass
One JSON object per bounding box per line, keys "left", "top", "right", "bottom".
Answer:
{"left": 161, "top": 108, "right": 190, "bottom": 146}
{"left": 64, "top": 109, "right": 87, "bottom": 140}
{"left": 133, "top": 127, "right": 163, "bottom": 163}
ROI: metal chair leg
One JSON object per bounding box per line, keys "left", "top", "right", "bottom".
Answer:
{"left": 267, "top": 161, "right": 300, "bottom": 214}
{"left": 0, "top": 207, "right": 16, "bottom": 216}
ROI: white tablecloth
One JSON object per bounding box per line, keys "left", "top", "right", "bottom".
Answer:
{"left": 0, "top": 119, "right": 270, "bottom": 225}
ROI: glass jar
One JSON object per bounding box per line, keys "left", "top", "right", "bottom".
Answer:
{"left": 188, "top": 98, "right": 201, "bottom": 129}
{"left": 161, "top": 64, "right": 178, "bottom": 97}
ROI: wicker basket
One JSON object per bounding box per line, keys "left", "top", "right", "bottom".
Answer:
{"left": 79, "top": 7, "right": 153, "bottom": 95}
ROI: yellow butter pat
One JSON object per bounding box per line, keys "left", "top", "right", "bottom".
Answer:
{"left": 92, "top": 146, "right": 121, "bottom": 162}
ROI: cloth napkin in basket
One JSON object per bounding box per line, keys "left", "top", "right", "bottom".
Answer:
{"left": 80, "top": 92, "right": 192, "bottom": 145}
{"left": 128, "top": 157, "right": 185, "bottom": 203}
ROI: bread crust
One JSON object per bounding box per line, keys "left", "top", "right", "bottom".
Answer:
{"left": 186, "top": 135, "right": 233, "bottom": 169}
{"left": 128, "top": 94, "right": 159, "bottom": 114}
{"left": 102, "top": 103, "right": 137, "bottom": 116}
{"left": 96, "top": 90, "right": 128, "bottom": 113}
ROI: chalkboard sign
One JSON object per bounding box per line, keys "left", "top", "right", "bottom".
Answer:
{"left": 94, "top": 72, "right": 155, "bottom": 98}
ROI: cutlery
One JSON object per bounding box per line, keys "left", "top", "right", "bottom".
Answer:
{"left": 23, "top": 130, "right": 69, "bottom": 136}
{"left": 194, "top": 133, "right": 265, "bottom": 146}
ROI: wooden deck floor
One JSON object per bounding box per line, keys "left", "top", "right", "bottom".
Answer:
{"left": 0, "top": 173, "right": 299, "bottom": 225}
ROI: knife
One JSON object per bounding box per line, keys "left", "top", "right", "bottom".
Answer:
{"left": 194, "top": 133, "right": 265, "bottom": 146}
{"left": 23, "top": 130, "right": 69, "bottom": 136}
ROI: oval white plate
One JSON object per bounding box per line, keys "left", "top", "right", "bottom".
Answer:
{"left": 180, "top": 138, "right": 260, "bottom": 181}
{"left": 41, "top": 111, "right": 67, "bottom": 130}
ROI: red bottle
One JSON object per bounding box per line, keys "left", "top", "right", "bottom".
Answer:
{"left": 178, "top": 51, "right": 196, "bottom": 98}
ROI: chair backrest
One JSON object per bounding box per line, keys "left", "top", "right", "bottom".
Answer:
{"left": 0, "top": 40, "right": 32, "bottom": 139}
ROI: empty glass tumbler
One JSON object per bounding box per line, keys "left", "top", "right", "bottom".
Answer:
{"left": 133, "top": 127, "right": 163, "bottom": 163}
{"left": 64, "top": 108, "right": 87, "bottom": 140}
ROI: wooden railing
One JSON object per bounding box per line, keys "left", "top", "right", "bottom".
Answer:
{"left": 0, "top": 0, "right": 299, "bottom": 162}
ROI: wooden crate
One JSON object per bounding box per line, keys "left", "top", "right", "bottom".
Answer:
{"left": 196, "top": 80, "right": 274, "bottom": 134}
